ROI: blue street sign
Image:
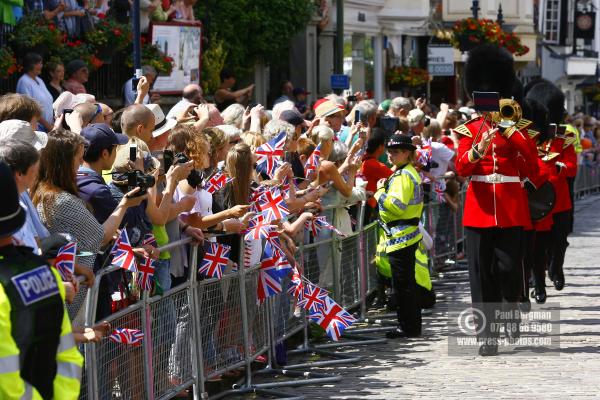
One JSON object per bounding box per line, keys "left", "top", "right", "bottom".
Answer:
{"left": 330, "top": 74, "right": 350, "bottom": 90}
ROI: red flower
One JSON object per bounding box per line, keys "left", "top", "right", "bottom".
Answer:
{"left": 48, "top": 23, "right": 55, "bottom": 31}
{"left": 97, "top": 12, "right": 106, "bottom": 19}
{"left": 113, "top": 29, "right": 122, "bottom": 36}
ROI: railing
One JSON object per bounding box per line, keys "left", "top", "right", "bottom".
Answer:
{"left": 78, "top": 165, "right": 600, "bottom": 399}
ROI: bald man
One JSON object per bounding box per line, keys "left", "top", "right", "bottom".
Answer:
{"left": 120, "top": 104, "right": 156, "bottom": 145}
{"left": 166, "top": 84, "right": 205, "bottom": 121}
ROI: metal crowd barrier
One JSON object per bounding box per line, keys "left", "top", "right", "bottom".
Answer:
{"left": 78, "top": 166, "right": 600, "bottom": 399}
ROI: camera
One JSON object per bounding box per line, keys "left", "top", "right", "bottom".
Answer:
{"left": 112, "top": 170, "right": 156, "bottom": 197}
{"left": 164, "top": 150, "right": 202, "bottom": 189}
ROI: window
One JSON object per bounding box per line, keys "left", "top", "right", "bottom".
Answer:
{"left": 543, "top": 0, "right": 561, "bottom": 44}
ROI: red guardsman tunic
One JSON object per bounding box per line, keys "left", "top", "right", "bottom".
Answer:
{"left": 454, "top": 116, "right": 539, "bottom": 228}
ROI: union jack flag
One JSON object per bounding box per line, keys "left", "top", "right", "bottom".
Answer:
{"left": 298, "top": 282, "right": 329, "bottom": 312}
{"left": 416, "top": 138, "right": 433, "bottom": 184}
{"left": 264, "top": 240, "right": 292, "bottom": 278}
{"left": 199, "top": 242, "right": 231, "bottom": 279}
{"left": 305, "top": 216, "right": 345, "bottom": 237}
{"left": 109, "top": 328, "right": 144, "bottom": 346}
{"left": 55, "top": 241, "right": 77, "bottom": 281}
{"left": 287, "top": 267, "right": 304, "bottom": 300}
{"left": 256, "top": 243, "right": 283, "bottom": 304}
{"left": 255, "top": 131, "right": 286, "bottom": 177}
{"left": 433, "top": 180, "right": 446, "bottom": 203}
{"left": 136, "top": 256, "right": 155, "bottom": 291}
{"left": 142, "top": 233, "right": 157, "bottom": 248}
{"left": 257, "top": 188, "right": 289, "bottom": 222}
{"left": 304, "top": 143, "right": 321, "bottom": 178}
{"left": 244, "top": 218, "right": 274, "bottom": 241}
{"left": 204, "top": 171, "right": 233, "bottom": 194}
{"left": 308, "top": 296, "right": 356, "bottom": 341}
{"left": 111, "top": 230, "right": 137, "bottom": 272}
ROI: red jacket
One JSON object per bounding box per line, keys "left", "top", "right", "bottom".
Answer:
{"left": 542, "top": 137, "right": 573, "bottom": 213}
{"left": 454, "top": 117, "right": 539, "bottom": 228}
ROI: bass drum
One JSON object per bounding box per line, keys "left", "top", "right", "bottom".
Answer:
{"left": 528, "top": 181, "right": 556, "bottom": 221}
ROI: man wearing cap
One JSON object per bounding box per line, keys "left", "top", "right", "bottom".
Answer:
{"left": 374, "top": 134, "right": 424, "bottom": 339}
{"left": 314, "top": 98, "right": 346, "bottom": 134}
{"left": 77, "top": 123, "right": 130, "bottom": 224}
{"left": 0, "top": 161, "right": 84, "bottom": 399}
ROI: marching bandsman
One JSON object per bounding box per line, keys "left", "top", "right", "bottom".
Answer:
{"left": 453, "top": 45, "right": 539, "bottom": 356}
{"left": 375, "top": 134, "right": 424, "bottom": 339}
{"left": 0, "top": 160, "right": 83, "bottom": 400}
{"left": 526, "top": 81, "right": 576, "bottom": 291}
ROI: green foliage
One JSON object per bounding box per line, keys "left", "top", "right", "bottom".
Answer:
{"left": 196, "top": 0, "right": 315, "bottom": 77}
{"left": 201, "top": 36, "right": 228, "bottom": 94}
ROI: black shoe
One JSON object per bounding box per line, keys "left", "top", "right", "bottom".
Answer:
{"left": 553, "top": 279, "right": 564, "bottom": 291}
{"left": 385, "top": 328, "right": 420, "bottom": 339}
{"left": 519, "top": 298, "right": 531, "bottom": 313}
{"left": 534, "top": 288, "right": 547, "bottom": 304}
{"left": 530, "top": 289, "right": 536, "bottom": 299}
{"left": 478, "top": 344, "right": 498, "bottom": 356}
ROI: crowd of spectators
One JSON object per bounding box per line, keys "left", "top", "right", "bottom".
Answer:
{"left": 2, "top": 63, "right": 594, "bottom": 392}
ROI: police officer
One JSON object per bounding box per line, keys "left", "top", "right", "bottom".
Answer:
{"left": 374, "top": 134, "right": 424, "bottom": 339}
{"left": 0, "top": 161, "right": 83, "bottom": 399}
{"left": 453, "top": 45, "right": 539, "bottom": 356}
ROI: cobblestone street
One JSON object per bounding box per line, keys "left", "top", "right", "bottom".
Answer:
{"left": 285, "top": 195, "right": 600, "bottom": 399}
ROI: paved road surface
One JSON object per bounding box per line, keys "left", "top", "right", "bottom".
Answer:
{"left": 275, "top": 195, "right": 600, "bottom": 399}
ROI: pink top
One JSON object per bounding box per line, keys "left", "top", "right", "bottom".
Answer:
{"left": 62, "top": 79, "right": 86, "bottom": 95}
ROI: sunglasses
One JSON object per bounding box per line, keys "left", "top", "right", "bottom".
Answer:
{"left": 87, "top": 103, "right": 102, "bottom": 126}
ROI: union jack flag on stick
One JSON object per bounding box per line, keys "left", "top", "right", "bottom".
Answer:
{"left": 199, "top": 242, "right": 231, "bottom": 279}
{"left": 204, "top": 171, "right": 233, "bottom": 194}
{"left": 308, "top": 296, "right": 356, "bottom": 341}
{"left": 304, "top": 143, "right": 321, "bottom": 178}
{"left": 142, "top": 233, "right": 157, "bottom": 248}
{"left": 255, "top": 131, "right": 286, "bottom": 177}
{"left": 297, "top": 282, "right": 329, "bottom": 313}
{"left": 257, "top": 188, "right": 289, "bottom": 222}
{"left": 136, "top": 256, "right": 155, "bottom": 291}
{"left": 256, "top": 243, "right": 284, "bottom": 304}
{"left": 55, "top": 241, "right": 77, "bottom": 281}
{"left": 111, "top": 230, "right": 137, "bottom": 272}
{"left": 305, "top": 215, "right": 346, "bottom": 237}
{"left": 109, "top": 328, "right": 144, "bottom": 346}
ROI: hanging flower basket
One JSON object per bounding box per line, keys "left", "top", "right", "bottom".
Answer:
{"left": 450, "top": 17, "right": 529, "bottom": 56}
{"left": 386, "top": 66, "right": 430, "bottom": 88}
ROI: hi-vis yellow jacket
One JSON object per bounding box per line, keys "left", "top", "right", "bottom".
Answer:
{"left": 0, "top": 260, "right": 83, "bottom": 400}
{"left": 374, "top": 163, "right": 424, "bottom": 253}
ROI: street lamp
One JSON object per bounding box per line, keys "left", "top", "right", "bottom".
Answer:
{"left": 471, "top": 0, "right": 479, "bottom": 19}
{"left": 497, "top": 4, "right": 504, "bottom": 27}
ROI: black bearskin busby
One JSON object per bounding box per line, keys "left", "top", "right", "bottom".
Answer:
{"left": 463, "top": 44, "right": 516, "bottom": 99}
{"left": 525, "top": 79, "right": 565, "bottom": 125}
{"left": 522, "top": 97, "right": 550, "bottom": 144}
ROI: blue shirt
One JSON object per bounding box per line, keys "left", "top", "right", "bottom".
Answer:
{"left": 14, "top": 192, "right": 50, "bottom": 254}
{"left": 16, "top": 74, "right": 54, "bottom": 130}
{"left": 77, "top": 166, "right": 119, "bottom": 224}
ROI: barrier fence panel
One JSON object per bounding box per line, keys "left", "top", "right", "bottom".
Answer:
{"left": 77, "top": 168, "right": 600, "bottom": 399}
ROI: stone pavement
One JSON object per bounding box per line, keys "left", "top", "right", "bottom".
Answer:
{"left": 279, "top": 195, "right": 600, "bottom": 399}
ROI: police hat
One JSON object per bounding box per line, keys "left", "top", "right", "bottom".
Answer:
{"left": 386, "top": 134, "right": 416, "bottom": 151}
{"left": 0, "top": 161, "right": 26, "bottom": 237}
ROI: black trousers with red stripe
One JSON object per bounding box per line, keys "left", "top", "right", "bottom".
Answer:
{"left": 466, "top": 226, "right": 523, "bottom": 340}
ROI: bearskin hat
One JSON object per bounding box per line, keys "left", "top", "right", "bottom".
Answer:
{"left": 463, "top": 44, "right": 516, "bottom": 99}
{"left": 524, "top": 79, "right": 565, "bottom": 124}
{"left": 523, "top": 97, "right": 550, "bottom": 144}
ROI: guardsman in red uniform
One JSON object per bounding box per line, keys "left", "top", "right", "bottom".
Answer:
{"left": 453, "top": 45, "right": 539, "bottom": 356}
{"left": 525, "top": 81, "right": 575, "bottom": 291}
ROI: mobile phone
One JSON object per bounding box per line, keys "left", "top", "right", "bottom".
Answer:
{"left": 347, "top": 95, "right": 357, "bottom": 102}
{"left": 354, "top": 109, "right": 361, "bottom": 124}
{"left": 548, "top": 123, "right": 558, "bottom": 137}
{"left": 62, "top": 109, "right": 73, "bottom": 130}
{"left": 556, "top": 125, "right": 567, "bottom": 137}
{"left": 129, "top": 143, "right": 137, "bottom": 162}
{"left": 378, "top": 116, "right": 400, "bottom": 134}
{"left": 163, "top": 149, "right": 174, "bottom": 172}
{"left": 132, "top": 77, "right": 140, "bottom": 91}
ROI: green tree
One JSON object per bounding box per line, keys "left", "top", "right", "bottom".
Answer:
{"left": 197, "top": 0, "right": 315, "bottom": 78}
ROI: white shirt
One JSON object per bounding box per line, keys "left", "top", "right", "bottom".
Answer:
{"left": 429, "top": 141, "right": 455, "bottom": 179}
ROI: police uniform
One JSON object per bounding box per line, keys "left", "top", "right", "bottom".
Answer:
{"left": 374, "top": 134, "right": 424, "bottom": 337}
{"left": 0, "top": 161, "right": 83, "bottom": 399}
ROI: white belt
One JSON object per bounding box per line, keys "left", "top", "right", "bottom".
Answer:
{"left": 470, "top": 173, "right": 520, "bottom": 184}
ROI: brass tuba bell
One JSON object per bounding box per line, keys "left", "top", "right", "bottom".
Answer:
{"left": 494, "top": 98, "right": 522, "bottom": 129}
